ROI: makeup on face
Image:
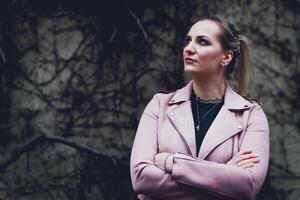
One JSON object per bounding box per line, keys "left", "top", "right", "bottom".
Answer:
{"left": 184, "top": 35, "right": 212, "bottom": 48}
{"left": 182, "top": 20, "right": 226, "bottom": 75}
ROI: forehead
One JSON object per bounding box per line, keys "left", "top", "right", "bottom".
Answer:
{"left": 187, "top": 20, "right": 221, "bottom": 40}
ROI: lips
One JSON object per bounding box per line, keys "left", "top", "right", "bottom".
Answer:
{"left": 184, "top": 57, "right": 197, "bottom": 64}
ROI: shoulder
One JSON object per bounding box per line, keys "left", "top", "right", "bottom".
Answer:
{"left": 153, "top": 89, "right": 177, "bottom": 104}
{"left": 243, "top": 96, "right": 269, "bottom": 126}
{"left": 141, "top": 90, "right": 177, "bottom": 117}
{"left": 155, "top": 88, "right": 176, "bottom": 94}
{"left": 242, "top": 96, "right": 264, "bottom": 107}
{"left": 154, "top": 81, "right": 192, "bottom": 104}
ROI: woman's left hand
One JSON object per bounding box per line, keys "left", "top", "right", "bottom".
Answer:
{"left": 154, "top": 152, "right": 174, "bottom": 173}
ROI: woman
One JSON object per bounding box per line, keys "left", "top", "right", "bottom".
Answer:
{"left": 130, "top": 15, "right": 269, "bottom": 200}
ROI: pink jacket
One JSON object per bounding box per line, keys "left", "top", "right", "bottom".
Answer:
{"left": 130, "top": 81, "right": 269, "bottom": 200}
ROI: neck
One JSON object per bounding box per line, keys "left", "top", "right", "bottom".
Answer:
{"left": 192, "top": 76, "right": 225, "bottom": 100}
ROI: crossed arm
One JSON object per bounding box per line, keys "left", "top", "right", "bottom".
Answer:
{"left": 155, "top": 149, "right": 260, "bottom": 174}
{"left": 130, "top": 95, "right": 269, "bottom": 200}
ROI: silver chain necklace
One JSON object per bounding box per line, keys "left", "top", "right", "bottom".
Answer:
{"left": 195, "top": 96, "right": 223, "bottom": 131}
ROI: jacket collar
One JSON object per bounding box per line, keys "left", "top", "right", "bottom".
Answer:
{"left": 168, "top": 80, "right": 252, "bottom": 110}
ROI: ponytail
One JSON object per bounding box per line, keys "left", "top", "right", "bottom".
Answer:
{"left": 233, "top": 36, "right": 251, "bottom": 96}
{"left": 201, "top": 15, "right": 252, "bottom": 96}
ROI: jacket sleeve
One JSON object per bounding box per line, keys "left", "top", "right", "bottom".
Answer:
{"left": 130, "top": 94, "right": 205, "bottom": 200}
{"left": 170, "top": 104, "right": 270, "bottom": 200}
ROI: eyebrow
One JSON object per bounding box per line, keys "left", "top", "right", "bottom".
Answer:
{"left": 186, "top": 35, "right": 212, "bottom": 41}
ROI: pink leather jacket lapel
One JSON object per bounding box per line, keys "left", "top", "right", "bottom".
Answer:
{"left": 167, "top": 80, "right": 252, "bottom": 159}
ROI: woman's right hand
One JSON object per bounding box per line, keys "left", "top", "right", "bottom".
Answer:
{"left": 226, "top": 149, "right": 260, "bottom": 169}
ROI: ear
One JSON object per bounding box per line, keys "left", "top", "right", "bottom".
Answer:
{"left": 221, "top": 50, "right": 234, "bottom": 67}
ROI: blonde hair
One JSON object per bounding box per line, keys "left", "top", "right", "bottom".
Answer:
{"left": 200, "top": 15, "right": 251, "bottom": 96}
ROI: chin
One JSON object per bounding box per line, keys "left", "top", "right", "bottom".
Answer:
{"left": 184, "top": 65, "right": 211, "bottom": 79}
{"left": 184, "top": 65, "right": 201, "bottom": 74}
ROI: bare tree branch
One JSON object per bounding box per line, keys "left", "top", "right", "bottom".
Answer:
{"left": 0, "top": 46, "right": 7, "bottom": 63}
{"left": 126, "top": 6, "right": 148, "bottom": 40}
{"left": 0, "top": 134, "right": 124, "bottom": 174}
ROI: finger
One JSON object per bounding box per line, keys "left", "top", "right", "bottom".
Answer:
{"left": 237, "top": 157, "right": 260, "bottom": 167}
{"left": 153, "top": 154, "right": 162, "bottom": 166}
{"left": 153, "top": 155, "right": 159, "bottom": 166}
{"left": 232, "top": 149, "right": 253, "bottom": 161}
{"left": 227, "top": 150, "right": 257, "bottom": 165}
{"left": 235, "top": 154, "right": 259, "bottom": 163}
{"left": 241, "top": 162, "right": 254, "bottom": 169}
{"left": 253, "top": 157, "right": 260, "bottom": 163}
{"left": 238, "top": 149, "right": 253, "bottom": 155}
{"left": 229, "top": 152, "right": 255, "bottom": 165}
{"left": 154, "top": 152, "right": 168, "bottom": 160}
{"left": 237, "top": 159, "right": 253, "bottom": 167}
{"left": 153, "top": 153, "right": 169, "bottom": 168}
{"left": 153, "top": 158, "right": 163, "bottom": 170}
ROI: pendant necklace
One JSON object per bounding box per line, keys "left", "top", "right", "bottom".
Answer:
{"left": 195, "top": 96, "right": 223, "bottom": 132}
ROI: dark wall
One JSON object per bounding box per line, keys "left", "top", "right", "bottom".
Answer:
{"left": 0, "top": 0, "right": 299, "bottom": 199}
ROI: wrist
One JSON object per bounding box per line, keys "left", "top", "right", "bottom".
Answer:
{"left": 164, "top": 153, "right": 174, "bottom": 173}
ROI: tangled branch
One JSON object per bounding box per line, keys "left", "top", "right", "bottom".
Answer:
{"left": 0, "top": 134, "right": 124, "bottom": 174}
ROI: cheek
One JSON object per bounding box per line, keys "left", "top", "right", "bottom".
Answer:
{"left": 197, "top": 47, "right": 223, "bottom": 61}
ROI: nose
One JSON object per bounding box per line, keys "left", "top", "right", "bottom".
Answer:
{"left": 184, "top": 42, "right": 196, "bottom": 55}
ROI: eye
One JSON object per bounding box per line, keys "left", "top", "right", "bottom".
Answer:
{"left": 183, "top": 37, "right": 191, "bottom": 47}
{"left": 198, "top": 38, "right": 210, "bottom": 46}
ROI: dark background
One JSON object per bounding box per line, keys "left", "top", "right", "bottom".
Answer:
{"left": 0, "top": 0, "right": 300, "bottom": 199}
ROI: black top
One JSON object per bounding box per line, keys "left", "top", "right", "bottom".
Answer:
{"left": 190, "top": 90, "right": 224, "bottom": 155}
